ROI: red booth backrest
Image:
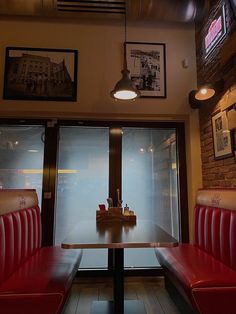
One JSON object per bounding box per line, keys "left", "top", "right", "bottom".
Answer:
{"left": 194, "top": 189, "right": 236, "bottom": 271}
{"left": 0, "top": 189, "right": 41, "bottom": 284}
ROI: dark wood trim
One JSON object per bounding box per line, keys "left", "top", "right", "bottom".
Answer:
{"left": 0, "top": 118, "right": 47, "bottom": 125}
{"left": 57, "top": 119, "right": 184, "bottom": 129}
{"left": 41, "top": 121, "right": 59, "bottom": 246}
{"left": 108, "top": 127, "right": 122, "bottom": 270}
{"left": 176, "top": 123, "right": 189, "bottom": 243}
{"left": 109, "top": 127, "right": 122, "bottom": 206}
{"left": 125, "top": 268, "right": 164, "bottom": 277}
{"left": 76, "top": 268, "right": 164, "bottom": 278}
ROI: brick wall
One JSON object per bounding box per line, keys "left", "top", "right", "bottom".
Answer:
{"left": 196, "top": 0, "right": 236, "bottom": 188}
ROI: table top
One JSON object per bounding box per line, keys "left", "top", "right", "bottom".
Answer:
{"left": 61, "top": 220, "right": 178, "bottom": 249}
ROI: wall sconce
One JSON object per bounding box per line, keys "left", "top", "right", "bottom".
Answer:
{"left": 189, "top": 79, "right": 224, "bottom": 109}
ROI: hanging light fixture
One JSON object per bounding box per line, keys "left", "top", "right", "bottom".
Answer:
{"left": 110, "top": 9, "right": 140, "bottom": 100}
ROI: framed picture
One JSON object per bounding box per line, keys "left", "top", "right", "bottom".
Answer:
{"left": 212, "top": 110, "right": 233, "bottom": 159}
{"left": 125, "top": 42, "right": 166, "bottom": 98}
{"left": 3, "top": 47, "right": 78, "bottom": 101}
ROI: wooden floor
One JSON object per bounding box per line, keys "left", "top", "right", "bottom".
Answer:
{"left": 63, "top": 276, "right": 180, "bottom": 314}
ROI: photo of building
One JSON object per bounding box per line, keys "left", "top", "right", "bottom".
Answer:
{"left": 5, "top": 50, "right": 76, "bottom": 100}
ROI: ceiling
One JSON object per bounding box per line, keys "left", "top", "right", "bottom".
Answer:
{"left": 0, "top": 0, "right": 208, "bottom": 23}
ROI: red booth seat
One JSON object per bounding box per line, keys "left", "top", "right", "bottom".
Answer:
{"left": 0, "top": 189, "right": 82, "bottom": 314}
{"left": 155, "top": 189, "right": 236, "bottom": 314}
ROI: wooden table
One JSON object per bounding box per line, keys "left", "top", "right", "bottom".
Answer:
{"left": 62, "top": 220, "right": 178, "bottom": 314}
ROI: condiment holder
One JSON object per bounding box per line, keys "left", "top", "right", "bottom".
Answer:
{"left": 96, "top": 190, "right": 136, "bottom": 224}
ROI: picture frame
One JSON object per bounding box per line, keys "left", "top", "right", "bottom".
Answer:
{"left": 125, "top": 42, "right": 166, "bottom": 98}
{"left": 3, "top": 47, "right": 78, "bottom": 101}
{"left": 212, "top": 110, "right": 233, "bottom": 159}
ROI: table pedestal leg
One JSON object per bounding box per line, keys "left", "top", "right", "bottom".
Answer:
{"left": 114, "top": 248, "right": 124, "bottom": 314}
{"left": 91, "top": 248, "right": 146, "bottom": 314}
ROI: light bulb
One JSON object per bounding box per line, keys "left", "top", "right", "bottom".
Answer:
{"left": 113, "top": 90, "right": 138, "bottom": 100}
{"left": 200, "top": 88, "right": 208, "bottom": 95}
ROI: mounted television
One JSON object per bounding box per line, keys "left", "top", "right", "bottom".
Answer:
{"left": 229, "top": 0, "right": 236, "bottom": 18}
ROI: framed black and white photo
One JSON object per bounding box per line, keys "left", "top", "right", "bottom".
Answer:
{"left": 212, "top": 110, "right": 233, "bottom": 159}
{"left": 125, "top": 42, "right": 166, "bottom": 98}
{"left": 3, "top": 47, "right": 78, "bottom": 101}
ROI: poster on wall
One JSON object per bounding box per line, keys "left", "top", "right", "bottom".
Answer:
{"left": 212, "top": 110, "right": 233, "bottom": 159}
{"left": 3, "top": 47, "right": 78, "bottom": 101}
{"left": 125, "top": 42, "right": 166, "bottom": 98}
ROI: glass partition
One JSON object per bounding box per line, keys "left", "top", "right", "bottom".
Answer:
{"left": 0, "top": 122, "right": 185, "bottom": 271}
{"left": 122, "top": 128, "right": 179, "bottom": 268}
{"left": 0, "top": 125, "right": 45, "bottom": 205}
{"left": 55, "top": 126, "right": 109, "bottom": 269}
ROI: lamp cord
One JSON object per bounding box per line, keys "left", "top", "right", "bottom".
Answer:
{"left": 123, "top": 7, "right": 128, "bottom": 71}
{"left": 125, "top": 6, "right": 127, "bottom": 43}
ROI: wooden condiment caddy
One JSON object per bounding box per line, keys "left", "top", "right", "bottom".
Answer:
{"left": 96, "top": 207, "right": 136, "bottom": 224}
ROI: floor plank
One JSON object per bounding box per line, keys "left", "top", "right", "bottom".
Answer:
{"left": 76, "top": 287, "right": 99, "bottom": 314}
{"left": 135, "top": 283, "right": 165, "bottom": 314}
{"left": 63, "top": 284, "right": 80, "bottom": 314}
{"left": 154, "top": 286, "right": 180, "bottom": 314}
{"left": 124, "top": 284, "right": 138, "bottom": 300}
{"left": 98, "top": 282, "right": 113, "bottom": 301}
{"left": 63, "top": 277, "right": 180, "bottom": 314}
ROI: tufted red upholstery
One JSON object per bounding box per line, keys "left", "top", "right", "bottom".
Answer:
{"left": 0, "top": 206, "right": 41, "bottom": 284}
{"left": 0, "top": 189, "right": 82, "bottom": 314}
{"left": 155, "top": 189, "right": 236, "bottom": 314}
{"left": 194, "top": 205, "right": 236, "bottom": 270}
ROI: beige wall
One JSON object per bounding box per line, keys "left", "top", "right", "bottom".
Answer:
{"left": 0, "top": 17, "right": 202, "bottom": 238}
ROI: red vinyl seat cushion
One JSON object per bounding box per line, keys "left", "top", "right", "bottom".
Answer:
{"left": 0, "top": 190, "right": 83, "bottom": 314}
{"left": 0, "top": 246, "right": 82, "bottom": 314}
{"left": 156, "top": 190, "right": 236, "bottom": 314}
{"left": 156, "top": 244, "right": 236, "bottom": 290}
{"left": 156, "top": 244, "right": 236, "bottom": 312}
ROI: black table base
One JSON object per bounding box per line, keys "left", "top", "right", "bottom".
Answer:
{"left": 91, "top": 300, "right": 146, "bottom": 314}
{"left": 62, "top": 221, "right": 178, "bottom": 314}
{"left": 90, "top": 249, "right": 146, "bottom": 314}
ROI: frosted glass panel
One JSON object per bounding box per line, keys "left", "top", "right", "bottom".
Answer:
{"left": 0, "top": 126, "right": 44, "bottom": 204}
{"left": 55, "top": 127, "right": 109, "bottom": 269}
{"left": 122, "top": 128, "right": 179, "bottom": 268}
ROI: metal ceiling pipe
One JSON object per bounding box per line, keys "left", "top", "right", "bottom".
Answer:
{"left": 126, "top": 0, "right": 207, "bottom": 23}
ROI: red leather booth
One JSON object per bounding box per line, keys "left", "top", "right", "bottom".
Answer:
{"left": 155, "top": 189, "right": 236, "bottom": 314}
{"left": 0, "top": 189, "right": 82, "bottom": 314}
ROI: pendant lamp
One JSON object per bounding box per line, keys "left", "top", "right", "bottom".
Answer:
{"left": 110, "top": 11, "right": 140, "bottom": 100}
